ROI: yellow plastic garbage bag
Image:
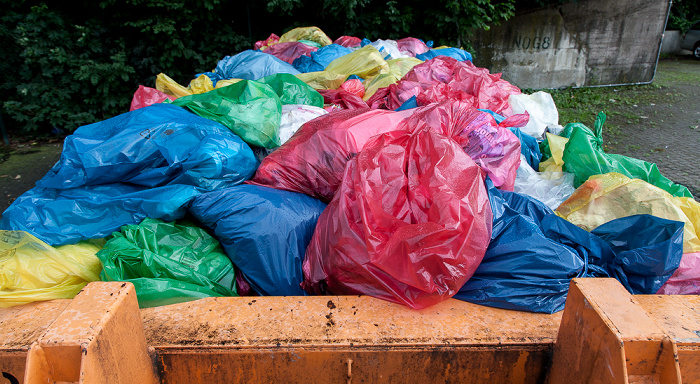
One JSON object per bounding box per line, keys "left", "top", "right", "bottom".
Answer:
{"left": 324, "top": 45, "right": 390, "bottom": 79}
{"left": 278, "top": 26, "right": 332, "bottom": 47}
{"left": 556, "top": 172, "right": 700, "bottom": 253}
{"left": 362, "top": 57, "right": 423, "bottom": 100}
{"left": 156, "top": 73, "right": 214, "bottom": 98}
{"left": 214, "top": 78, "right": 244, "bottom": 89}
{"left": 0, "top": 231, "right": 104, "bottom": 307}
{"left": 295, "top": 71, "right": 346, "bottom": 90}
{"left": 539, "top": 132, "right": 569, "bottom": 172}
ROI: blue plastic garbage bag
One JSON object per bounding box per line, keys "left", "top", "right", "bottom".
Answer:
{"left": 189, "top": 184, "right": 327, "bottom": 296}
{"left": 0, "top": 183, "right": 201, "bottom": 246}
{"left": 455, "top": 180, "right": 684, "bottom": 313}
{"left": 395, "top": 95, "right": 418, "bottom": 111}
{"left": 205, "top": 50, "right": 301, "bottom": 83}
{"left": 590, "top": 215, "right": 683, "bottom": 294}
{"left": 292, "top": 44, "right": 353, "bottom": 73}
{"left": 36, "top": 104, "right": 258, "bottom": 191}
{"left": 508, "top": 127, "right": 541, "bottom": 170}
{"left": 417, "top": 48, "right": 473, "bottom": 62}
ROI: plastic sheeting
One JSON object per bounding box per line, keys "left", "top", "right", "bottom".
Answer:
{"left": 397, "top": 101, "right": 522, "bottom": 191}
{"left": 361, "top": 39, "right": 409, "bottom": 60}
{"left": 362, "top": 57, "right": 423, "bottom": 100}
{"left": 324, "top": 45, "right": 390, "bottom": 79}
{"left": 562, "top": 112, "right": 693, "bottom": 197}
{"left": 172, "top": 73, "right": 323, "bottom": 148}
{"left": 279, "top": 104, "right": 328, "bottom": 144}
{"left": 416, "top": 47, "right": 472, "bottom": 62}
{"left": 334, "top": 35, "right": 362, "bottom": 48}
{"left": 367, "top": 56, "right": 521, "bottom": 115}
{"left": 156, "top": 73, "right": 214, "bottom": 98}
{"left": 249, "top": 108, "right": 413, "bottom": 202}
{"left": 455, "top": 180, "right": 684, "bottom": 313}
{"left": 556, "top": 173, "right": 700, "bottom": 254}
{"left": 508, "top": 92, "right": 559, "bottom": 139}
{"left": 318, "top": 89, "right": 369, "bottom": 110}
{"left": 0, "top": 232, "right": 103, "bottom": 307}
{"left": 292, "top": 44, "right": 353, "bottom": 73}
{"left": 302, "top": 128, "right": 492, "bottom": 309}
{"left": 509, "top": 127, "right": 541, "bottom": 171}
{"left": 190, "top": 184, "right": 326, "bottom": 296}
{"left": 130, "top": 85, "right": 175, "bottom": 111}
{"left": 397, "top": 37, "right": 431, "bottom": 57}
{"left": 204, "top": 50, "right": 301, "bottom": 84}
{"left": 262, "top": 41, "right": 319, "bottom": 64}
{"left": 36, "top": 104, "right": 257, "bottom": 190}
{"left": 657, "top": 252, "right": 700, "bottom": 294}
{"left": 514, "top": 155, "right": 576, "bottom": 210}
{"left": 1, "top": 104, "right": 258, "bottom": 246}
{"left": 278, "top": 26, "right": 332, "bottom": 47}
{"left": 97, "top": 218, "right": 238, "bottom": 308}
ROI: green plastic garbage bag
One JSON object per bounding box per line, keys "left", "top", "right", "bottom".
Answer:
{"left": 562, "top": 112, "right": 692, "bottom": 198}
{"left": 97, "top": 218, "right": 238, "bottom": 308}
{"left": 172, "top": 74, "right": 323, "bottom": 148}
{"left": 257, "top": 73, "right": 324, "bottom": 108}
{"left": 172, "top": 79, "right": 281, "bottom": 148}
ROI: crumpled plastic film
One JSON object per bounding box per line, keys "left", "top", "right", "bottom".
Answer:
{"left": 130, "top": 85, "right": 175, "bottom": 111}
{"left": 97, "top": 218, "right": 238, "bottom": 308}
{"left": 302, "top": 128, "right": 492, "bottom": 309}
{"left": 556, "top": 172, "right": 700, "bottom": 253}
{"left": 363, "top": 57, "right": 423, "bottom": 100}
{"left": 657, "top": 252, "right": 700, "bottom": 294}
{"left": 324, "top": 45, "right": 390, "bottom": 79}
{"left": 514, "top": 154, "right": 576, "bottom": 210}
{"left": 263, "top": 41, "right": 319, "bottom": 64}
{"left": 249, "top": 108, "right": 413, "bottom": 202}
{"left": 0, "top": 231, "right": 104, "bottom": 307}
{"left": 367, "top": 56, "right": 520, "bottom": 115}
{"left": 278, "top": 26, "right": 332, "bottom": 47}
{"left": 190, "top": 184, "right": 327, "bottom": 296}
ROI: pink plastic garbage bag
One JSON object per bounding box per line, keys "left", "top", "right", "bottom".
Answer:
{"left": 129, "top": 85, "right": 175, "bottom": 111}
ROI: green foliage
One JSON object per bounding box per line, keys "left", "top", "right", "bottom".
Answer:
{"left": 265, "top": 0, "right": 515, "bottom": 47}
{"left": 667, "top": 0, "right": 700, "bottom": 32}
{"left": 0, "top": 0, "right": 515, "bottom": 136}
{"left": 0, "top": 0, "right": 249, "bottom": 136}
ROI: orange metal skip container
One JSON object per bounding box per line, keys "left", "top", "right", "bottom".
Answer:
{"left": 0, "top": 278, "right": 698, "bottom": 383}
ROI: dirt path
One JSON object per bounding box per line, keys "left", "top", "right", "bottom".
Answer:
{"left": 0, "top": 56, "right": 697, "bottom": 215}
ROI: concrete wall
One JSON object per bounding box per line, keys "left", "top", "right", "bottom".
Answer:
{"left": 661, "top": 30, "right": 682, "bottom": 54}
{"left": 469, "top": 0, "right": 671, "bottom": 89}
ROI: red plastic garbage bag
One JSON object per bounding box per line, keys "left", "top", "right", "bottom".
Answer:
{"left": 262, "top": 42, "right": 319, "bottom": 64}
{"left": 129, "top": 85, "right": 175, "bottom": 111}
{"left": 249, "top": 108, "right": 413, "bottom": 202}
{"left": 254, "top": 33, "right": 280, "bottom": 50}
{"left": 339, "top": 79, "right": 365, "bottom": 98}
{"left": 318, "top": 89, "right": 369, "bottom": 110}
{"left": 302, "top": 128, "right": 492, "bottom": 309}
{"left": 367, "top": 56, "right": 521, "bottom": 115}
{"left": 399, "top": 101, "right": 524, "bottom": 190}
{"left": 334, "top": 36, "right": 362, "bottom": 48}
{"left": 397, "top": 37, "right": 430, "bottom": 57}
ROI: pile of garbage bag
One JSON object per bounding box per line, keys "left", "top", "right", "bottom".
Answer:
{"left": 1, "top": 26, "right": 698, "bottom": 312}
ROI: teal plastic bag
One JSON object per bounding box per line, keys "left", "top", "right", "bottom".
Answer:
{"left": 97, "top": 218, "right": 238, "bottom": 308}
{"left": 562, "top": 112, "right": 692, "bottom": 198}
{"left": 172, "top": 74, "right": 323, "bottom": 148}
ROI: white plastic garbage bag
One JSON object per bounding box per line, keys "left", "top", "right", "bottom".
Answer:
{"left": 508, "top": 91, "right": 559, "bottom": 139}
{"left": 514, "top": 154, "right": 576, "bottom": 210}
{"left": 279, "top": 104, "right": 328, "bottom": 144}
